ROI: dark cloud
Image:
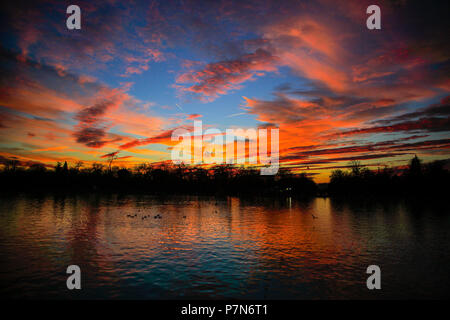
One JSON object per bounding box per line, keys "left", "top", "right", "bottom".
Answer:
{"left": 100, "top": 151, "right": 120, "bottom": 159}
{"left": 0, "top": 155, "right": 52, "bottom": 168}
{"left": 284, "top": 137, "right": 450, "bottom": 163}
{"left": 384, "top": 138, "right": 450, "bottom": 152}
{"left": 119, "top": 128, "right": 185, "bottom": 150}
{"left": 75, "top": 101, "right": 111, "bottom": 124}
{"left": 73, "top": 100, "right": 119, "bottom": 148}
{"left": 338, "top": 117, "right": 450, "bottom": 137}
{"left": 284, "top": 153, "right": 409, "bottom": 166}
{"left": 373, "top": 96, "right": 450, "bottom": 125}
{"left": 74, "top": 127, "right": 107, "bottom": 148}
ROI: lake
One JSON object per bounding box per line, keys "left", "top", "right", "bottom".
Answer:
{"left": 0, "top": 193, "right": 449, "bottom": 299}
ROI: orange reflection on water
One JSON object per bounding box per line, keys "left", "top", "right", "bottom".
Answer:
{"left": 1, "top": 194, "right": 448, "bottom": 299}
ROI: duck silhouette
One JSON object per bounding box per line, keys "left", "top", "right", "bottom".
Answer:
{"left": 311, "top": 213, "right": 318, "bottom": 219}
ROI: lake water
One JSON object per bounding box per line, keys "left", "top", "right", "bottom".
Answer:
{"left": 0, "top": 193, "right": 449, "bottom": 299}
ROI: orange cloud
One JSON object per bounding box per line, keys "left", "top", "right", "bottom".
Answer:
{"left": 176, "top": 49, "right": 278, "bottom": 101}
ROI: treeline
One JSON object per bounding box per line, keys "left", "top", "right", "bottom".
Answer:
{"left": 328, "top": 156, "right": 449, "bottom": 197}
{"left": 1, "top": 156, "right": 447, "bottom": 198}
{"left": 0, "top": 161, "right": 317, "bottom": 197}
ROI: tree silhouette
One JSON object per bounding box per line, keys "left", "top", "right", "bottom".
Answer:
{"left": 62, "top": 161, "right": 68, "bottom": 173}
{"left": 1, "top": 155, "right": 448, "bottom": 199}
{"left": 350, "top": 160, "right": 362, "bottom": 176}
{"left": 409, "top": 155, "right": 422, "bottom": 177}
{"left": 329, "top": 155, "right": 448, "bottom": 197}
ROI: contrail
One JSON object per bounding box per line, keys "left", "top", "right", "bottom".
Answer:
{"left": 226, "top": 112, "right": 246, "bottom": 118}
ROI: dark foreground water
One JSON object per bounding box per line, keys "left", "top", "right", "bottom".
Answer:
{"left": 0, "top": 193, "right": 449, "bottom": 299}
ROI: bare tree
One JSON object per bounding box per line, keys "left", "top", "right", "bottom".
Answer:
{"left": 91, "top": 162, "right": 105, "bottom": 174}
{"left": 101, "top": 151, "right": 120, "bottom": 172}
{"left": 108, "top": 154, "right": 118, "bottom": 172}
{"left": 7, "top": 159, "right": 19, "bottom": 171}
{"left": 74, "top": 161, "right": 84, "bottom": 171}
{"left": 349, "top": 160, "right": 362, "bottom": 176}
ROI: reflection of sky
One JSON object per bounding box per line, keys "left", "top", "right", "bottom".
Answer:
{"left": 1, "top": 195, "right": 450, "bottom": 298}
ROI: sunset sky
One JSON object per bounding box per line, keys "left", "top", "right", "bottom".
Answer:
{"left": 0, "top": 0, "right": 449, "bottom": 182}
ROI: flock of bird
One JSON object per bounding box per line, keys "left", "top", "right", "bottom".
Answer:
{"left": 126, "top": 213, "right": 162, "bottom": 219}
{"left": 125, "top": 200, "right": 319, "bottom": 222}
{"left": 126, "top": 212, "right": 187, "bottom": 220}
{"left": 125, "top": 207, "right": 318, "bottom": 220}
